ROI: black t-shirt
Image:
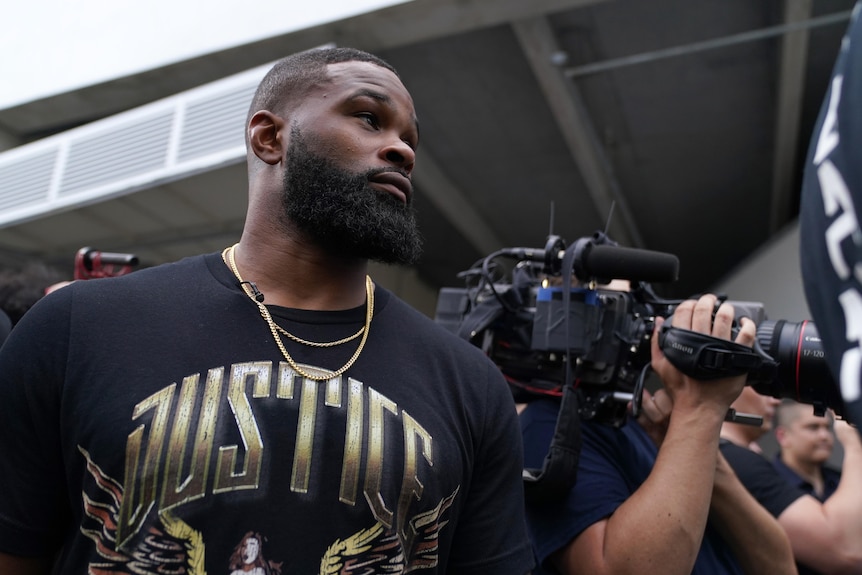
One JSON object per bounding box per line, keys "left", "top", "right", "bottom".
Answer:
{"left": 720, "top": 441, "right": 825, "bottom": 575}
{"left": 721, "top": 440, "right": 834, "bottom": 575}
{"left": 772, "top": 454, "right": 841, "bottom": 502}
{"left": 719, "top": 440, "right": 804, "bottom": 517}
{"left": 0, "top": 253, "right": 534, "bottom": 574}
{"left": 523, "top": 401, "right": 745, "bottom": 575}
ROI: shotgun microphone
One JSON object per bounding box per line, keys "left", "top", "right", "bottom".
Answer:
{"left": 504, "top": 236, "right": 679, "bottom": 284}
{"left": 574, "top": 243, "right": 679, "bottom": 283}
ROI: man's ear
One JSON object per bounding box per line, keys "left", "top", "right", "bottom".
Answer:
{"left": 775, "top": 426, "right": 789, "bottom": 446}
{"left": 249, "top": 111, "right": 285, "bottom": 165}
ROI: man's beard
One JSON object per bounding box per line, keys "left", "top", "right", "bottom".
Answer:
{"left": 280, "top": 129, "right": 423, "bottom": 265}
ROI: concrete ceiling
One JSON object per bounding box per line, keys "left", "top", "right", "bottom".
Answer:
{"left": 0, "top": 0, "right": 855, "bottom": 305}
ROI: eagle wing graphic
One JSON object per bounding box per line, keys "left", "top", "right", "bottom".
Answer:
{"left": 79, "top": 446, "right": 206, "bottom": 575}
{"left": 402, "top": 486, "right": 458, "bottom": 573}
{"left": 319, "top": 486, "right": 460, "bottom": 575}
{"left": 319, "top": 521, "right": 403, "bottom": 574}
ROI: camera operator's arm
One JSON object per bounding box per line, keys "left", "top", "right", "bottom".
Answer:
{"left": 637, "top": 388, "right": 796, "bottom": 575}
{"left": 775, "top": 420, "right": 862, "bottom": 574}
{"left": 551, "top": 295, "right": 753, "bottom": 575}
{"left": 709, "top": 452, "right": 797, "bottom": 575}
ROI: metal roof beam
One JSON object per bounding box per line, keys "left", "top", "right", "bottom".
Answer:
{"left": 561, "top": 9, "right": 851, "bottom": 78}
{"left": 513, "top": 16, "right": 643, "bottom": 248}
{"left": 770, "top": 0, "right": 812, "bottom": 233}
{"left": 413, "top": 149, "right": 506, "bottom": 255}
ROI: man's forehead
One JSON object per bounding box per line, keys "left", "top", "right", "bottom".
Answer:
{"left": 324, "top": 61, "right": 406, "bottom": 92}
{"left": 322, "top": 60, "right": 418, "bottom": 124}
{"left": 791, "top": 406, "right": 831, "bottom": 424}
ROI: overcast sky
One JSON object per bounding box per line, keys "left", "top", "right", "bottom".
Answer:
{"left": 1, "top": 0, "right": 405, "bottom": 110}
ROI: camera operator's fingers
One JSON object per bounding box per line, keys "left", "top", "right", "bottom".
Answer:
{"left": 651, "top": 316, "right": 667, "bottom": 362}
{"left": 711, "top": 301, "right": 736, "bottom": 339}
{"left": 637, "top": 389, "right": 672, "bottom": 446}
{"left": 733, "top": 316, "right": 756, "bottom": 348}
{"left": 834, "top": 418, "right": 862, "bottom": 448}
{"left": 671, "top": 299, "right": 696, "bottom": 329}
{"left": 691, "top": 294, "right": 719, "bottom": 334}
{"left": 650, "top": 388, "right": 673, "bottom": 418}
{"left": 638, "top": 390, "right": 660, "bottom": 421}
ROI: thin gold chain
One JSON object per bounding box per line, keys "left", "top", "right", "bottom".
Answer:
{"left": 222, "top": 244, "right": 373, "bottom": 381}
{"left": 280, "top": 323, "right": 364, "bottom": 347}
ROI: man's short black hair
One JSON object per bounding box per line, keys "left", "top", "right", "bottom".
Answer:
{"left": 248, "top": 47, "right": 399, "bottom": 123}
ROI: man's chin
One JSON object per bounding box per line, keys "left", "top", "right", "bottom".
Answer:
{"left": 358, "top": 244, "right": 421, "bottom": 266}
{"left": 812, "top": 449, "right": 832, "bottom": 462}
{"left": 319, "top": 232, "right": 420, "bottom": 266}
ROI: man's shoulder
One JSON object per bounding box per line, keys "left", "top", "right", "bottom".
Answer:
{"left": 380, "top": 288, "right": 495, "bottom": 357}
{"left": 24, "top": 253, "right": 217, "bottom": 324}
{"left": 111, "top": 252, "right": 211, "bottom": 282}
{"left": 69, "top": 253, "right": 212, "bottom": 294}
{"left": 720, "top": 440, "right": 777, "bottom": 479}
{"left": 771, "top": 454, "right": 804, "bottom": 484}
{"left": 721, "top": 439, "right": 807, "bottom": 516}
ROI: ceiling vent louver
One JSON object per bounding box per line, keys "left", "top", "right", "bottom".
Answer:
{"left": 178, "top": 83, "right": 257, "bottom": 163}
{"left": 59, "top": 112, "right": 174, "bottom": 196}
{"left": 0, "top": 61, "right": 271, "bottom": 228}
{"left": 0, "top": 149, "right": 58, "bottom": 211}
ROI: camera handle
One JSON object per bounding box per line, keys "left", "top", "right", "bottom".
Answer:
{"left": 658, "top": 324, "right": 772, "bottom": 379}
{"left": 631, "top": 325, "right": 776, "bottom": 426}
{"left": 523, "top": 382, "right": 583, "bottom": 503}
{"left": 630, "top": 364, "right": 765, "bottom": 426}
{"left": 519, "top": 239, "right": 591, "bottom": 503}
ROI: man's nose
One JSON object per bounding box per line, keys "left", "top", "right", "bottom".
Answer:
{"left": 381, "top": 140, "right": 415, "bottom": 175}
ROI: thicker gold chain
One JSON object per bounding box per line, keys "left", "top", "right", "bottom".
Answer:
{"left": 222, "top": 244, "right": 373, "bottom": 381}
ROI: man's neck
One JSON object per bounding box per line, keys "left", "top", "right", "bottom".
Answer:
{"left": 233, "top": 233, "right": 369, "bottom": 310}
{"left": 720, "top": 423, "right": 763, "bottom": 452}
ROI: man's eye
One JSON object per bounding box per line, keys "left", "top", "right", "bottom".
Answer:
{"left": 358, "top": 113, "right": 379, "bottom": 128}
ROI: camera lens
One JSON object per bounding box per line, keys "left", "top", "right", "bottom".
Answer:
{"left": 753, "top": 320, "right": 843, "bottom": 413}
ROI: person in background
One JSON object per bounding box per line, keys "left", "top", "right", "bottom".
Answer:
{"left": 521, "top": 294, "right": 797, "bottom": 575}
{"left": 0, "top": 47, "right": 534, "bottom": 574}
{"left": 773, "top": 400, "right": 841, "bottom": 502}
{"left": 721, "top": 388, "right": 862, "bottom": 574}
{"left": 0, "top": 261, "right": 67, "bottom": 327}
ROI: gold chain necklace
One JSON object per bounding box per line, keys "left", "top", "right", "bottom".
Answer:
{"left": 222, "top": 244, "right": 373, "bottom": 381}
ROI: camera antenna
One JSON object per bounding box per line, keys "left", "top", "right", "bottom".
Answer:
{"left": 603, "top": 200, "right": 616, "bottom": 236}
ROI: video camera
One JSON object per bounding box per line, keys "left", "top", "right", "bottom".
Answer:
{"left": 435, "top": 230, "right": 843, "bottom": 501}
{"left": 435, "top": 231, "right": 844, "bottom": 426}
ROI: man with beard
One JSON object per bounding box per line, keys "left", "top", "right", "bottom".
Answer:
{"left": 0, "top": 47, "right": 534, "bottom": 574}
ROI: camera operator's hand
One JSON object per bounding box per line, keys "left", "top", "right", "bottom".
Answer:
{"left": 650, "top": 294, "right": 756, "bottom": 420}
{"left": 833, "top": 416, "right": 862, "bottom": 450}
{"left": 550, "top": 293, "right": 792, "bottom": 575}
{"left": 635, "top": 388, "right": 672, "bottom": 447}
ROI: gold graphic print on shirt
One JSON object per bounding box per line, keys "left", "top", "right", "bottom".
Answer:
{"left": 78, "top": 361, "right": 461, "bottom": 573}
{"left": 319, "top": 487, "right": 459, "bottom": 574}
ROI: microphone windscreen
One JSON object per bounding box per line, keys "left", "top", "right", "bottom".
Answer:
{"left": 582, "top": 245, "right": 679, "bottom": 283}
